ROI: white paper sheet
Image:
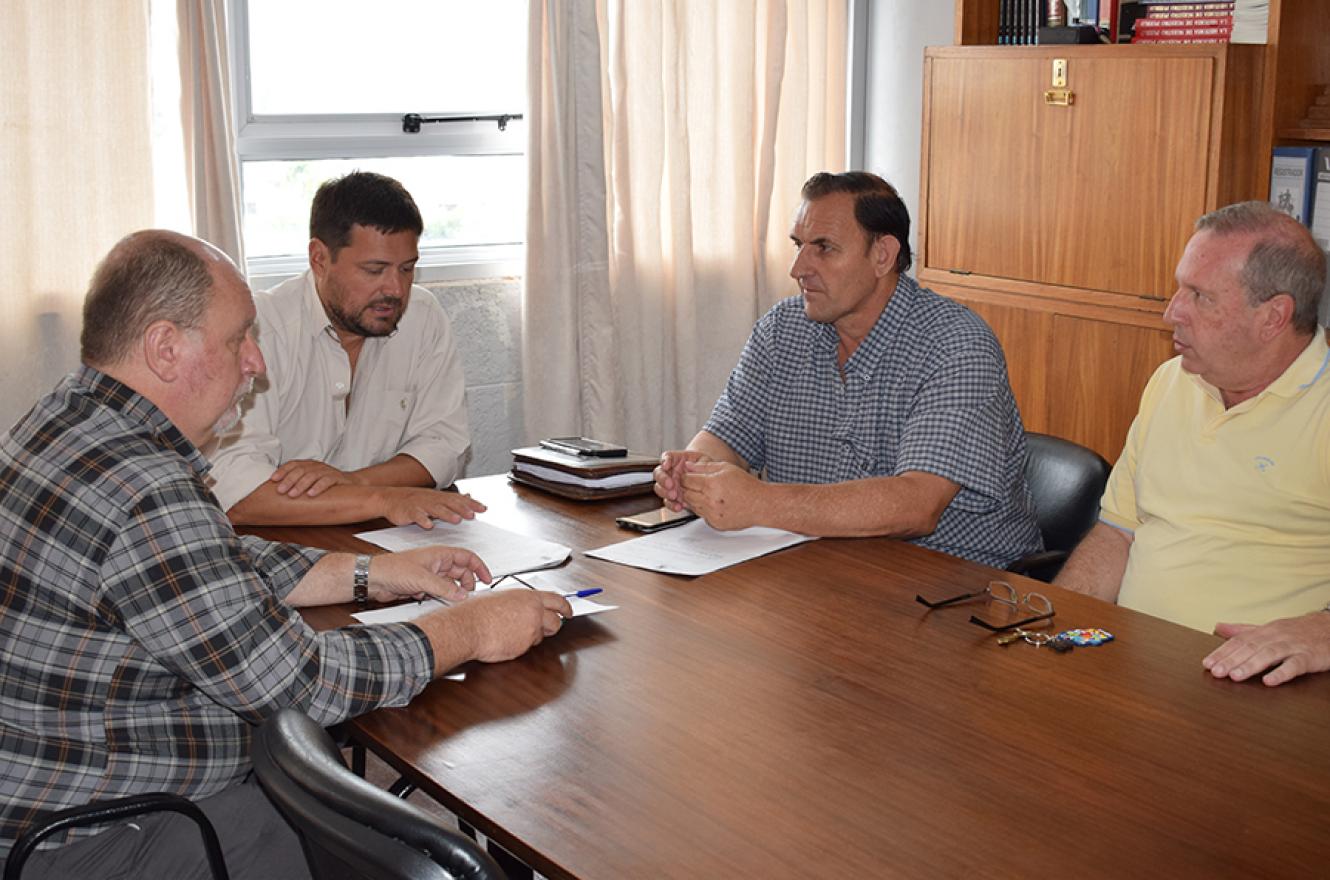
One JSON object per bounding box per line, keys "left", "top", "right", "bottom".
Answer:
{"left": 351, "top": 576, "right": 617, "bottom": 625}
{"left": 585, "top": 519, "right": 814, "bottom": 576}
{"left": 355, "top": 518, "right": 571, "bottom": 578}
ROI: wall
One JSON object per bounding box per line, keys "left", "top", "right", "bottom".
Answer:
{"left": 859, "top": 1, "right": 954, "bottom": 259}
{"left": 424, "top": 278, "right": 526, "bottom": 478}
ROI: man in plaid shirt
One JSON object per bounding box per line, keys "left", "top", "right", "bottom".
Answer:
{"left": 654, "top": 172, "right": 1041, "bottom": 568}
{"left": 0, "top": 231, "right": 570, "bottom": 878}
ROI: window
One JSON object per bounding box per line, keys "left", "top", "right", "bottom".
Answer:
{"left": 230, "top": 0, "right": 527, "bottom": 281}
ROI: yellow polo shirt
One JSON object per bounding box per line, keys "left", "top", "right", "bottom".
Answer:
{"left": 1102, "top": 332, "right": 1330, "bottom": 632}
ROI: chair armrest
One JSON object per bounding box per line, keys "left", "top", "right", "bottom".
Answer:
{"left": 4, "top": 793, "right": 229, "bottom": 880}
{"left": 1004, "top": 549, "right": 1069, "bottom": 584}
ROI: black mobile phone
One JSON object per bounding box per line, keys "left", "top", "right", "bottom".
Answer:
{"left": 615, "top": 507, "right": 698, "bottom": 533}
{"left": 539, "top": 436, "right": 629, "bottom": 458}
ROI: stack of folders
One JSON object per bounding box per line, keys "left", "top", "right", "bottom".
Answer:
{"left": 509, "top": 446, "right": 660, "bottom": 500}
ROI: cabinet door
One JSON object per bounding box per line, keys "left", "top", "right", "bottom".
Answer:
{"left": 925, "top": 52, "right": 1215, "bottom": 299}
{"left": 1045, "top": 314, "right": 1174, "bottom": 462}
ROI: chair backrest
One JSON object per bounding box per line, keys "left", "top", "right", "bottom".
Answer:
{"left": 251, "top": 709, "right": 504, "bottom": 880}
{"left": 1023, "top": 432, "right": 1112, "bottom": 553}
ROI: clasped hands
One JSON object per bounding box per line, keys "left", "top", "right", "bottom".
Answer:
{"left": 653, "top": 450, "right": 766, "bottom": 530}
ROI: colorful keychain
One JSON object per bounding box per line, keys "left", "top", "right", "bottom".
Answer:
{"left": 998, "top": 627, "right": 1115, "bottom": 652}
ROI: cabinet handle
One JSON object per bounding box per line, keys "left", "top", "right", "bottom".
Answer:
{"left": 1043, "top": 88, "right": 1074, "bottom": 107}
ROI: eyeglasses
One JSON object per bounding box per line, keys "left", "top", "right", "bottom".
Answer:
{"left": 915, "top": 580, "right": 1055, "bottom": 632}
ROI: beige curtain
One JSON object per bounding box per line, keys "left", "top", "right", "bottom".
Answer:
{"left": 0, "top": 0, "right": 156, "bottom": 428}
{"left": 177, "top": 0, "right": 244, "bottom": 265}
{"left": 524, "top": 0, "right": 846, "bottom": 452}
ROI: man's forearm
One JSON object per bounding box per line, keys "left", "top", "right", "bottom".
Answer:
{"left": 284, "top": 553, "right": 355, "bottom": 606}
{"left": 228, "top": 482, "right": 396, "bottom": 526}
{"left": 758, "top": 472, "right": 958, "bottom": 539}
{"left": 687, "top": 431, "right": 747, "bottom": 467}
{"left": 1053, "top": 521, "right": 1132, "bottom": 603}
{"left": 350, "top": 453, "right": 436, "bottom": 488}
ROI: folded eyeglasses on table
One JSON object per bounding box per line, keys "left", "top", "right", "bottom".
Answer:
{"left": 915, "top": 580, "right": 1055, "bottom": 633}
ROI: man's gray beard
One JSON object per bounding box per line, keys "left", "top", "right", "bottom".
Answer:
{"left": 210, "top": 377, "right": 254, "bottom": 437}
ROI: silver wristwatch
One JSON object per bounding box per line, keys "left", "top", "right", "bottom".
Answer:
{"left": 353, "top": 554, "right": 371, "bottom": 607}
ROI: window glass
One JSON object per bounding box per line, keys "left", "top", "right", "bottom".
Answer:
{"left": 241, "top": 155, "right": 526, "bottom": 259}
{"left": 245, "top": 0, "right": 526, "bottom": 116}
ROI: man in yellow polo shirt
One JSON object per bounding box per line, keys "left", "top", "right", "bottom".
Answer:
{"left": 1057, "top": 201, "right": 1330, "bottom": 687}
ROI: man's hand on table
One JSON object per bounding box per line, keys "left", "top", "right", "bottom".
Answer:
{"left": 377, "top": 486, "right": 487, "bottom": 529}
{"left": 369, "top": 546, "right": 492, "bottom": 604}
{"left": 1204, "top": 612, "right": 1330, "bottom": 686}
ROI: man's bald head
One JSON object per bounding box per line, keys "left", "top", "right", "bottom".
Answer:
{"left": 80, "top": 230, "right": 241, "bottom": 368}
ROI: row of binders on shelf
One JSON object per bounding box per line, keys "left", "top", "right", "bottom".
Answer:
{"left": 1270, "top": 142, "right": 1330, "bottom": 264}
{"left": 508, "top": 444, "right": 658, "bottom": 500}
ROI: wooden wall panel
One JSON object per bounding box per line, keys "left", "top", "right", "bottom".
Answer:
{"left": 1046, "top": 315, "right": 1174, "bottom": 462}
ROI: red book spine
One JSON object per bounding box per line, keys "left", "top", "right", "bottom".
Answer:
{"left": 1145, "top": 7, "right": 1234, "bottom": 17}
{"left": 1099, "top": 0, "right": 1121, "bottom": 41}
{"left": 1134, "top": 23, "right": 1233, "bottom": 37}
{"left": 1131, "top": 33, "right": 1231, "bottom": 43}
{"left": 1136, "top": 14, "right": 1233, "bottom": 29}
{"left": 1142, "top": 3, "right": 1233, "bottom": 11}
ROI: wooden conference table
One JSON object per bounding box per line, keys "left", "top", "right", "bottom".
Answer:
{"left": 252, "top": 474, "right": 1330, "bottom": 879}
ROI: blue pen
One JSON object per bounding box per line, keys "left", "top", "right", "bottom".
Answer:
{"left": 562, "top": 588, "right": 603, "bottom": 599}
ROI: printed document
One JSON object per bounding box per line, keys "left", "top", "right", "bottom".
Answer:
{"left": 355, "top": 518, "right": 571, "bottom": 578}
{"left": 586, "top": 519, "right": 814, "bottom": 576}
{"left": 352, "top": 574, "right": 616, "bottom": 625}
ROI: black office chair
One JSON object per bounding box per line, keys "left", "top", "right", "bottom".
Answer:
{"left": 3, "top": 793, "right": 229, "bottom": 880}
{"left": 251, "top": 708, "right": 504, "bottom": 880}
{"left": 1006, "top": 432, "right": 1112, "bottom": 582}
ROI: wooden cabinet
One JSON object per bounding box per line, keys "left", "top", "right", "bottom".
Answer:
{"left": 920, "top": 0, "right": 1330, "bottom": 462}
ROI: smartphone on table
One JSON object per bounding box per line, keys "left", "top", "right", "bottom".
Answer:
{"left": 615, "top": 507, "right": 698, "bottom": 533}
{"left": 539, "top": 436, "right": 629, "bottom": 458}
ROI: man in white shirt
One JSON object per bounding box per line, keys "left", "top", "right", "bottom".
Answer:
{"left": 209, "top": 172, "right": 483, "bottom": 528}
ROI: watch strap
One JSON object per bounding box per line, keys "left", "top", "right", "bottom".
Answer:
{"left": 353, "top": 554, "right": 371, "bottom": 607}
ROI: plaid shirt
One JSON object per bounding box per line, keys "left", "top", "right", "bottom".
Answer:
{"left": 0, "top": 367, "right": 434, "bottom": 855}
{"left": 703, "top": 275, "right": 1042, "bottom": 567}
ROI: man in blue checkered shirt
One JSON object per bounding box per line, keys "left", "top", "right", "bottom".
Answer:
{"left": 0, "top": 231, "right": 569, "bottom": 878}
{"left": 655, "top": 172, "right": 1041, "bottom": 568}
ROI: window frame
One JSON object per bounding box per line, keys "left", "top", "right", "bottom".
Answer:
{"left": 227, "top": 0, "right": 526, "bottom": 282}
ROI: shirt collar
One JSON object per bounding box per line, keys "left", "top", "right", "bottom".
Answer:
{"left": 297, "top": 270, "right": 337, "bottom": 344}
{"left": 71, "top": 365, "right": 210, "bottom": 477}
{"left": 1189, "top": 332, "right": 1330, "bottom": 406}
{"left": 1271, "top": 331, "right": 1330, "bottom": 398}
{"left": 824, "top": 273, "right": 919, "bottom": 374}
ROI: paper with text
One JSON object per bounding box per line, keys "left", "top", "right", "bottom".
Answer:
{"left": 585, "top": 519, "right": 814, "bottom": 576}
{"left": 355, "top": 518, "right": 571, "bottom": 578}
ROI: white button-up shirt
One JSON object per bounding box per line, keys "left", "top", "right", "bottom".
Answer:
{"left": 206, "top": 271, "right": 469, "bottom": 511}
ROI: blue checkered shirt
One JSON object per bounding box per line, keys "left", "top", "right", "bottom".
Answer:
{"left": 0, "top": 367, "right": 434, "bottom": 856}
{"left": 703, "top": 275, "right": 1042, "bottom": 567}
